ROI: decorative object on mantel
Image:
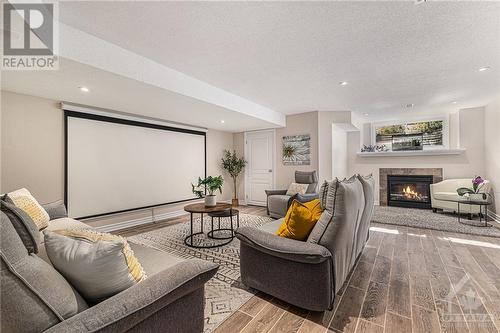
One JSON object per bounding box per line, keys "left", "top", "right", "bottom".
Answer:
{"left": 375, "top": 120, "right": 443, "bottom": 151}
{"left": 221, "top": 150, "right": 247, "bottom": 207}
{"left": 282, "top": 134, "right": 310, "bottom": 165}
{"left": 392, "top": 133, "right": 423, "bottom": 151}
{"left": 357, "top": 148, "right": 466, "bottom": 157}
{"left": 191, "top": 175, "right": 224, "bottom": 207}
{"left": 457, "top": 176, "right": 488, "bottom": 201}
{"left": 360, "top": 144, "right": 389, "bottom": 152}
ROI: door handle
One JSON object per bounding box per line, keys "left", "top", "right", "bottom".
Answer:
{"left": 268, "top": 169, "right": 273, "bottom": 172}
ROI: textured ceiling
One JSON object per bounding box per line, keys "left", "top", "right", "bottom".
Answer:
{"left": 58, "top": 1, "right": 500, "bottom": 119}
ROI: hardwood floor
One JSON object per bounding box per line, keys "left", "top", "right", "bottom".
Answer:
{"left": 115, "top": 205, "right": 500, "bottom": 333}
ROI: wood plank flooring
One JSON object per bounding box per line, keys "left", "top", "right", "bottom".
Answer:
{"left": 115, "top": 205, "right": 500, "bottom": 333}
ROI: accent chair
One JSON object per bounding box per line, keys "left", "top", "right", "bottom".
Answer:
{"left": 265, "top": 170, "right": 318, "bottom": 218}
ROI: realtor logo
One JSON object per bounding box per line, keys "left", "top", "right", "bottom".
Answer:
{"left": 2, "top": 2, "right": 59, "bottom": 70}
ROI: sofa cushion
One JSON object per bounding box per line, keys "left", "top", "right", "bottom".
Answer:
{"left": 433, "top": 192, "right": 462, "bottom": 201}
{"left": 44, "top": 229, "right": 147, "bottom": 303}
{"left": 1, "top": 212, "right": 88, "bottom": 333}
{"left": 258, "top": 218, "right": 284, "bottom": 234}
{"left": 130, "top": 242, "right": 183, "bottom": 276}
{"left": 306, "top": 177, "right": 365, "bottom": 294}
{"left": 276, "top": 199, "right": 322, "bottom": 241}
{"left": 5, "top": 188, "right": 50, "bottom": 230}
{"left": 356, "top": 174, "right": 375, "bottom": 255}
{"left": 1, "top": 198, "right": 41, "bottom": 254}
{"left": 46, "top": 217, "right": 91, "bottom": 231}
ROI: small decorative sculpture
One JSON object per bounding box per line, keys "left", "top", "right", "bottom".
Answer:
{"left": 361, "top": 144, "right": 388, "bottom": 152}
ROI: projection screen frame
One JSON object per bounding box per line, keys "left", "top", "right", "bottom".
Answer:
{"left": 64, "top": 110, "right": 207, "bottom": 219}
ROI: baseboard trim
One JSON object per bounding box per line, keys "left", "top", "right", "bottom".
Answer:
{"left": 488, "top": 209, "right": 500, "bottom": 229}
{"left": 95, "top": 209, "right": 188, "bottom": 233}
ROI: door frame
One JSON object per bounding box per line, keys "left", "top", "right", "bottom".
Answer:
{"left": 244, "top": 129, "right": 276, "bottom": 206}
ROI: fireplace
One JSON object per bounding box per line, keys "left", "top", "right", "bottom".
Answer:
{"left": 387, "top": 175, "right": 433, "bottom": 209}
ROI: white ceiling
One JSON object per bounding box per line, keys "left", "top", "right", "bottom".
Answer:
{"left": 57, "top": 1, "right": 500, "bottom": 119}
{"left": 1, "top": 58, "right": 277, "bottom": 132}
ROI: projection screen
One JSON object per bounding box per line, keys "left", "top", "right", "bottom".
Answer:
{"left": 65, "top": 111, "right": 206, "bottom": 219}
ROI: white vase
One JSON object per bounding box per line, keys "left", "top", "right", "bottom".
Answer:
{"left": 469, "top": 193, "right": 486, "bottom": 201}
{"left": 205, "top": 195, "right": 216, "bottom": 207}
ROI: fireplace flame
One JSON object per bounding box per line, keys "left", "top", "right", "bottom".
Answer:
{"left": 403, "top": 185, "right": 422, "bottom": 200}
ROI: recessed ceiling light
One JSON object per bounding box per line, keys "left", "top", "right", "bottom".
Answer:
{"left": 339, "top": 81, "right": 348, "bottom": 86}
{"left": 478, "top": 66, "right": 491, "bottom": 72}
{"left": 220, "top": 120, "right": 225, "bottom": 124}
{"left": 79, "top": 86, "right": 89, "bottom": 92}
{"left": 451, "top": 101, "right": 458, "bottom": 104}
{"left": 414, "top": 0, "right": 426, "bottom": 4}
{"left": 363, "top": 113, "right": 369, "bottom": 116}
{"left": 405, "top": 103, "right": 414, "bottom": 108}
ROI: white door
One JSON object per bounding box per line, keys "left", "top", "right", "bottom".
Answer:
{"left": 245, "top": 130, "right": 275, "bottom": 206}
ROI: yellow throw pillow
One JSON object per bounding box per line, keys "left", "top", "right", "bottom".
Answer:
{"left": 276, "top": 199, "right": 323, "bottom": 241}
{"left": 7, "top": 188, "right": 49, "bottom": 230}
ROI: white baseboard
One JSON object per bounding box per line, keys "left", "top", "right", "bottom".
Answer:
{"left": 95, "top": 209, "right": 188, "bottom": 233}
{"left": 488, "top": 209, "right": 500, "bottom": 229}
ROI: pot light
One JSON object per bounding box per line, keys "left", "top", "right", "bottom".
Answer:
{"left": 79, "top": 86, "right": 89, "bottom": 92}
{"left": 478, "top": 66, "right": 491, "bottom": 72}
{"left": 451, "top": 101, "right": 458, "bottom": 104}
{"left": 339, "top": 81, "right": 348, "bottom": 86}
{"left": 220, "top": 120, "right": 225, "bottom": 124}
{"left": 363, "top": 113, "right": 369, "bottom": 116}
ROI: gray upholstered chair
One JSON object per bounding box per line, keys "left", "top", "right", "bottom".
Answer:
{"left": 236, "top": 175, "right": 375, "bottom": 311}
{"left": 265, "top": 170, "right": 319, "bottom": 218}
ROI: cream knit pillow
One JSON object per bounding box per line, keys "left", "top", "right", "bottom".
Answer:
{"left": 286, "top": 183, "right": 309, "bottom": 196}
{"left": 7, "top": 188, "right": 49, "bottom": 230}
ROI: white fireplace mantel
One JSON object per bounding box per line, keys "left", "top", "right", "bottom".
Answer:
{"left": 356, "top": 148, "right": 466, "bottom": 157}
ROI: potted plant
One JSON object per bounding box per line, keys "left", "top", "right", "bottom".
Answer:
{"left": 457, "top": 176, "right": 488, "bottom": 201}
{"left": 192, "top": 175, "right": 224, "bottom": 207}
{"left": 221, "top": 150, "right": 247, "bottom": 207}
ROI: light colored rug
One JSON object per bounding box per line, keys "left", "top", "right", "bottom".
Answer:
{"left": 128, "top": 213, "right": 273, "bottom": 333}
{"left": 372, "top": 205, "right": 500, "bottom": 238}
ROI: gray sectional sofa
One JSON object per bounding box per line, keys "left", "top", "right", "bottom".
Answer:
{"left": 1, "top": 202, "right": 218, "bottom": 333}
{"left": 237, "top": 175, "right": 374, "bottom": 311}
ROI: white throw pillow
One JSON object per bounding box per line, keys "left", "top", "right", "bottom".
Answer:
{"left": 7, "top": 188, "right": 49, "bottom": 230}
{"left": 43, "top": 229, "right": 147, "bottom": 302}
{"left": 286, "top": 183, "right": 309, "bottom": 196}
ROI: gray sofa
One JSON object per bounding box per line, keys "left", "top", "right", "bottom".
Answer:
{"left": 237, "top": 174, "right": 374, "bottom": 311}
{"left": 265, "top": 170, "right": 319, "bottom": 218}
{"left": 1, "top": 201, "right": 218, "bottom": 333}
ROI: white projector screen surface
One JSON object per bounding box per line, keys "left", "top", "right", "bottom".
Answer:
{"left": 67, "top": 114, "right": 205, "bottom": 218}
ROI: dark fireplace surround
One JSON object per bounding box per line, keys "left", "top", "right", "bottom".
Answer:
{"left": 387, "top": 175, "right": 433, "bottom": 209}
{"left": 379, "top": 168, "right": 443, "bottom": 209}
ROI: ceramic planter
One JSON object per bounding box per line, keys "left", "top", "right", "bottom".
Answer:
{"left": 205, "top": 195, "right": 217, "bottom": 207}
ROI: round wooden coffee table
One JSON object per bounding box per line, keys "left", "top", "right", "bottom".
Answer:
{"left": 183, "top": 202, "right": 235, "bottom": 248}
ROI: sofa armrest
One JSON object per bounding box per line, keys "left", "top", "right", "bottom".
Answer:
{"left": 236, "top": 227, "right": 331, "bottom": 264}
{"left": 42, "top": 200, "right": 68, "bottom": 220}
{"left": 265, "top": 189, "right": 287, "bottom": 197}
{"left": 45, "top": 259, "right": 218, "bottom": 333}
{"left": 287, "top": 193, "right": 319, "bottom": 210}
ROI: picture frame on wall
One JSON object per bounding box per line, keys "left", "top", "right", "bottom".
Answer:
{"left": 282, "top": 134, "right": 310, "bottom": 165}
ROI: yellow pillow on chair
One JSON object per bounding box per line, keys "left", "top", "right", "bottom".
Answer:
{"left": 276, "top": 199, "right": 322, "bottom": 241}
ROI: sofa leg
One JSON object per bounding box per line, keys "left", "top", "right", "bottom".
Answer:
{"left": 432, "top": 208, "right": 437, "bottom": 213}
{"left": 468, "top": 213, "right": 473, "bottom": 220}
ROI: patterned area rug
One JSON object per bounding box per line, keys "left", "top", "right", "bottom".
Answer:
{"left": 372, "top": 205, "right": 500, "bottom": 237}
{"left": 128, "top": 213, "right": 273, "bottom": 333}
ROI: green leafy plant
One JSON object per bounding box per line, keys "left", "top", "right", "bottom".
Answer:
{"left": 192, "top": 175, "right": 223, "bottom": 198}
{"left": 221, "top": 150, "right": 247, "bottom": 199}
